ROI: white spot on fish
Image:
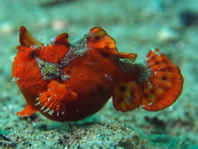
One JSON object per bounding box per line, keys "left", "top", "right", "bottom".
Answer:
{"left": 148, "top": 102, "right": 153, "bottom": 106}
{"left": 48, "top": 110, "right": 54, "bottom": 115}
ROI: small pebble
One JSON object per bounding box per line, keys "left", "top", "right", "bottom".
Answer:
{"left": 0, "top": 22, "right": 14, "bottom": 34}
{"left": 51, "top": 19, "right": 68, "bottom": 31}
{"left": 157, "top": 28, "right": 178, "bottom": 43}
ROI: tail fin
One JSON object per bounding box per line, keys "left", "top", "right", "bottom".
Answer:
{"left": 112, "top": 48, "right": 183, "bottom": 112}
{"left": 141, "top": 48, "right": 183, "bottom": 111}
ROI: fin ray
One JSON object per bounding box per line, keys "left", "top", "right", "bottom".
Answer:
{"left": 36, "top": 80, "right": 78, "bottom": 114}
{"left": 141, "top": 49, "right": 183, "bottom": 111}
{"left": 112, "top": 81, "right": 142, "bottom": 112}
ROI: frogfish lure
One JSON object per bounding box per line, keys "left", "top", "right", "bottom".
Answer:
{"left": 12, "top": 26, "right": 183, "bottom": 122}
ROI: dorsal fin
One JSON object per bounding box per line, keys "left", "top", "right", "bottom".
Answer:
{"left": 88, "top": 27, "right": 137, "bottom": 61}
{"left": 141, "top": 49, "right": 183, "bottom": 111}
{"left": 87, "top": 27, "right": 119, "bottom": 55}
{"left": 19, "top": 26, "right": 44, "bottom": 47}
{"left": 54, "top": 33, "right": 70, "bottom": 46}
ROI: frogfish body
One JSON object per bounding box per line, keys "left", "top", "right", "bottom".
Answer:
{"left": 12, "top": 26, "right": 183, "bottom": 121}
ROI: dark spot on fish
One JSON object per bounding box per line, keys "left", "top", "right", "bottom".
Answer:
{"left": 96, "top": 84, "right": 104, "bottom": 92}
{"left": 117, "top": 97, "right": 123, "bottom": 103}
{"left": 104, "top": 45, "right": 110, "bottom": 49}
{"left": 80, "top": 74, "right": 84, "bottom": 78}
{"left": 94, "top": 36, "right": 100, "bottom": 41}
{"left": 29, "top": 51, "right": 38, "bottom": 58}
{"left": 128, "top": 94, "right": 134, "bottom": 102}
{"left": 65, "top": 70, "right": 72, "bottom": 75}
{"left": 144, "top": 93, "right": 149, "bottom": 99}
{"left": 118, "top": 86, "right": 127, "bottom": 92}
{"left": 161, "top": 75, "right": 167, "bottom": 80}
{"left": 101, "top": 52, "right": 109, "bottom": 58}
{"left": 154, "top": 61, "right": 160, "bottom": 65}
{"left": 150, "top": 55, "right": 156, "bottom": 61}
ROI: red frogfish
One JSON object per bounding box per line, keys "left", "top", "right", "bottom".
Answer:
{"left": 12, "top": 26, "right": 183, "bottom": 121}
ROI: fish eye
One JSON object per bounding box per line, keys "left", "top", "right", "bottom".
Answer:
{"left": 29, "top": 50, "right": 38, "bottom": 58}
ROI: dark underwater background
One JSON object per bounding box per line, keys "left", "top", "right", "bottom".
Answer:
{"left": 0, "top": 0, "right": 198, "bottom": 148}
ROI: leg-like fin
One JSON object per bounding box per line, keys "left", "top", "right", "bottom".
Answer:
{"left": 141, "top": 49, "right": 183, "bottom": 111}
{"left": 17, "top": 104, "right": 38, "bottom": 117}
{"left": 36, "top": 80, "right": 78, "bottom": 114}
{"left": 112, "top": 81, "right": 142, "bottom": 112}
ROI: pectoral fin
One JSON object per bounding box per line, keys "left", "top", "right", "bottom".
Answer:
{"left": 35, "top": 80, "right": 78, "bottom": 115}
{"left": 112, "top": 81, "right": 143, "bottom": 112}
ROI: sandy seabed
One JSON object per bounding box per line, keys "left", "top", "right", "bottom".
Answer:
{"left": 0, "top": 0, "right": 198, "bottom": 148}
